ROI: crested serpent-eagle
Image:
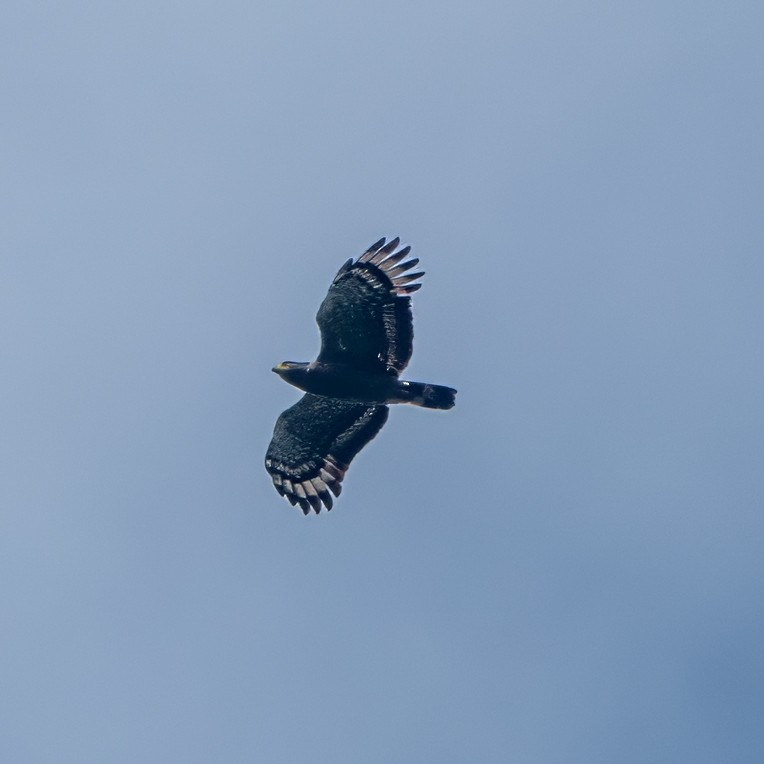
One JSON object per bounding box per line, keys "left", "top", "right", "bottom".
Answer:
{"left": 265, "top": 237, "right": 456, "bottom": 514}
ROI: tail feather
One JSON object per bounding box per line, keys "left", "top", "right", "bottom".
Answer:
{"left": 395, "top": 381, "right": 457, "bottom": 409}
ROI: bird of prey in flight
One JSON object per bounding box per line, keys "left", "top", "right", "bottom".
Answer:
{"left": 265, "top": 237, "right": 456, "bottom": 514}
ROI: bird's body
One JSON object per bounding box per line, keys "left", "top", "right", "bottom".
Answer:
{"left": 273, "top": 361, "right": 400, "bottom": 403}
{"left": 273, "top": 361, "right": 454, "bottom": 408}
{"left": 265, "top": 237, "right": 456, "bottom": 514}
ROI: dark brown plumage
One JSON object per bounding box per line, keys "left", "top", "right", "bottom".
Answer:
{"left": 265, "top": 237, "right": 456, "bottom": 514}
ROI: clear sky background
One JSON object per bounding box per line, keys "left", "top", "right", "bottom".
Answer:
{"left": 2, "top": 2, "right": 763, "bottom": 762}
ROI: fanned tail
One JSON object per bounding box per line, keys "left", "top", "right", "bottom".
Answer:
{"left": 393, "top": 381, "right": 457, "bottom": 410}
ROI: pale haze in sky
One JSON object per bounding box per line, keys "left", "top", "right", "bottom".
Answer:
{"left": 1, "top": 2, "right": 763, "bottom": 762}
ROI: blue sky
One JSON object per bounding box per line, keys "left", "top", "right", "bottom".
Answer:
{"left": 2, "top": 2, "right": 763, "bottom": 762}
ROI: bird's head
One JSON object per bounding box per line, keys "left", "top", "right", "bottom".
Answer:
{"left": 272, "top": 361, "right": 311, "bottom": 389}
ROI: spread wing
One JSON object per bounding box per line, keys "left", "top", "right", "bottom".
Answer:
{"left": 264, "top": 393, "right": 389, "bottom": 514}
{"left": 316, "top": 237, "right": 424, "bottom": 374}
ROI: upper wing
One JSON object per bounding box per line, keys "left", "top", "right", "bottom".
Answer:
{"left": 264, "top": 393, "right": 389, "bottom": 514}
{"left": 315, "top": 237, "right": 424, "bottom": 374}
